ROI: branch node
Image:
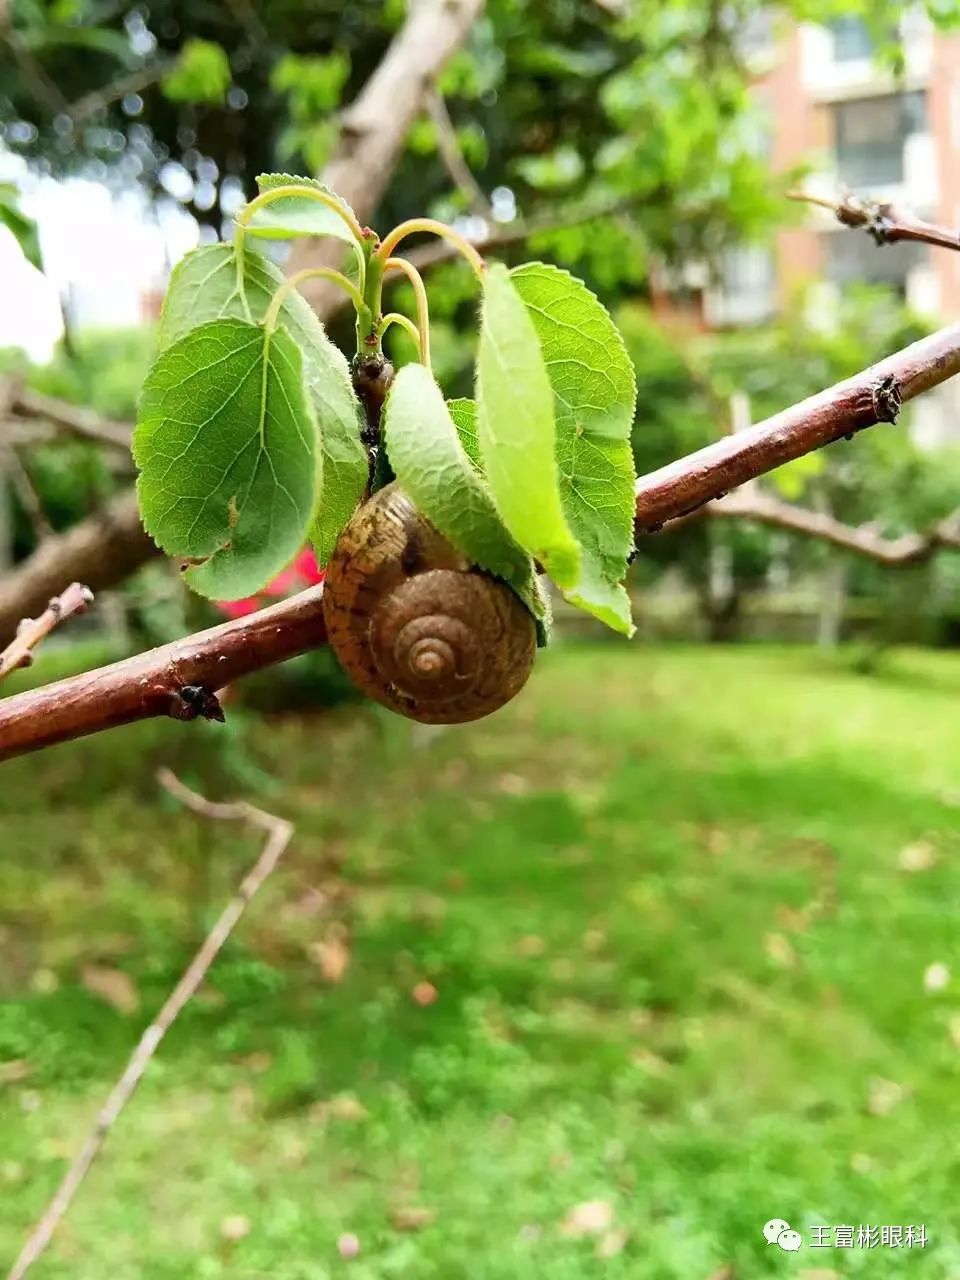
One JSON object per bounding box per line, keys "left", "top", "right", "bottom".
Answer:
{"left": 168, "top": 685, "right": 226, "bottom": 724}
{"left": 871, "top": 374, "right": 902, "bottom": 424}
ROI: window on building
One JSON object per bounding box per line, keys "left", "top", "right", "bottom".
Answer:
{"left": 708, "top": 245, "right": 777, "bottom": 326}
{"left": 826, "top": 232, "right": 929, "bottom": 300}
{"left": 832, "top": 91, "right": 926, "bottom": 188}
{"left": 829, "top": 17, "right": 874, "bottom": 62}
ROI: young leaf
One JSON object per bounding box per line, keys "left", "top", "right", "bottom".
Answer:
{"left": 158, "top": 243, "right": 367, "bottom": 567}
{"left": 241, "top": 173, "right": 359, "bottom": 245}
{"left": 385, "top": 364, "right": 545, "bottom": 623}
{"left": 565, "top": 564, "right": 634, "bottom": 637}
{"left": 447, "top": 397, "right": 482, "bottom": 472}
{"left": 510, "top": 262, "right": 637, "bottom": 636}
{"left": 134, "top": 318, "right": 318, "bottom": 600}
{"left": 476, "top": 263, "right": 580, "bottom": 588}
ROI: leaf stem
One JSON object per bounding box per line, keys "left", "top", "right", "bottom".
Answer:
{"left": 264, "top": 268, "right": 369, "bottom": 335}
{"left": 378, "top": 312, "right": 423, "bottom": 352}
{"left": 384, "top": 257, "right": 432, "bottom": 368}
{"left": 375, "top": 218, "right": 486, "bottom": 278}
{"left": 235, "top": 184, "right": 365, "bottom": 244}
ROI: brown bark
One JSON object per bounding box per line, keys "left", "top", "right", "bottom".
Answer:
{"left": 0, "top": 584, "right": 327, "bottom": 761}
{"left": 704, "top": 491, "right": 960, "bottom": 565}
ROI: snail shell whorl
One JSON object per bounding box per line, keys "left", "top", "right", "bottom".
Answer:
{"left": 322, "top": 483, "right": 536, "bottom": 724}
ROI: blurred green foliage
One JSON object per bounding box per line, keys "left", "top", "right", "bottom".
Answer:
{"left": 2, "top": 645, "right": 960, "bottom": 1275}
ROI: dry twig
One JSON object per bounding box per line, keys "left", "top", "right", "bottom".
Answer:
{"left": 704, "top": 490, "right": 960, "bottom": 565}
{"left": 425, "top": 87, "right": 492, "bottom": 216}
{"left": 5, "top": 771, "right": 294, "bottom": 1280}
{"left": 0, "top": 582, "right": 93, "bottom": 683}
{"left": 790, "top": 188, "right": 960, "bottom": 253}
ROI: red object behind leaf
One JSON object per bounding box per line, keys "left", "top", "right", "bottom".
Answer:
{"left": 218, "top": 549, "right": 325, "bottom": 619}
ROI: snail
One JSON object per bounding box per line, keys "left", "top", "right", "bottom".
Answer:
{"left": 322, "top": 483, "right": 537, "bottom": 724}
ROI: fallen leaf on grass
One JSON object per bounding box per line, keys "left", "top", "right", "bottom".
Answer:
{"left": 312, "top": 1094, "right": 369, "bottom": 1125}
{"left": 867, "top": 1077, "right": 906, "bottom": 1116}
{"left": 764, "top": 932, "right": 796, "bottom": 969}
{"left": 220, "top": 1215, "right": 251, "bottom": 1242}
{"left": 308, "top": 926, "right": 350, "bottom": 984}
{"left": 0, "top": 1060, "right": 32, "bottom": 1085}
{"left": 898, "top": 840, "right": 937, "bottom": 872}
{"left": 390, "top": 1206, "right": 435, "bottom": 1232}
{"left": 81, "top": 965, "right": 139, "bottom": 1014}
{"left": 596, "top": 1228, "right": 630, "bottom": 1257}
{"left": 924, "top": 962, "right": 950, "bottom": 993}
{"left": 337, "top": 1233, "right": 361, "bottom": 1258}
{"left": 560, "top": 1200, "right": 614, "bottom": 1237}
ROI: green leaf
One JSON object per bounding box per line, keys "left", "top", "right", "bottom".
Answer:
{"left": 134, "top": 318, "right": 318, "bottom": 599}
{"left": 385, "top": 364, "right": 545, "bottom": 624}
{"left": 0, "top": 183, "right": 42, "bottom": 270}
{"left": 159, "top": 243, "right": 367, "bottom": 566}
{"left": 309, "top": 398, "right": 368, "bottom": 568}
{"left": 475, "top": 263, "right": 580, "bottom": 588}
{"left": 162, "top": 38, "right": 231, "bottom": 105}
{"left": 510, "top": 262, "right": 637, "bottom": 636}
{"left": 446, "top": 397, "right": 481, "bottom": 472}
{"left": 565, "top": 564, "right": 634, "bottom": 637}
{"left": 241, "top": 173, "right": 359, "bottom": 246}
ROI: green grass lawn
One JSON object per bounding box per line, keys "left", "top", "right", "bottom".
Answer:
{"left": 2, "top": 643, "right": 960, "bottom": 1278}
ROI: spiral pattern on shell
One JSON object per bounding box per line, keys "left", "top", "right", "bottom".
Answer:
{"left": 322, "top": 484, "right": 537, "bottom": 724}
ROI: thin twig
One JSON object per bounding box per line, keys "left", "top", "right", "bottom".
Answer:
{"left": 4, "top": 446, "right": 53, "bottom": 540}
{"left": 5, "top": 772, "right": 294, "bottom": 1280}
{"left": 425, "top": 87, "right": 492, "bottom": 216}
{"left": 2, "top": 28, "right": 67, "bottom": 115}
{"left": 790, "top": 188, "right": 960, "bottom": 253}
{"left": 0, "top": 582, "right": 93, "bottom": 683}
{"left": 391, "top": 196, "right": 634, "bottom": 277}
{"left": 67, "top": 62, "right": 172, "bottom": 123}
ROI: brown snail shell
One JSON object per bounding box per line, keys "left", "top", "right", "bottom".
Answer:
{"left": 322, "top": 483, "right": 537, "bottom": 724}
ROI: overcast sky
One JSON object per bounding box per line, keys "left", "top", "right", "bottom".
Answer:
{"left": 0, "top": 149, "right": 199, "bottom": 362}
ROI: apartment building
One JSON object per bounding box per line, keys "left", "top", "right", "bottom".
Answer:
{"left": 704, "top": 10, "right": 960, "bottom": 444}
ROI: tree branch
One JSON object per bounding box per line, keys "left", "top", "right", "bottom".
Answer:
{"left": 380, "top": 195, "right": 633, "bottom": 278}
{"left": 6, "top": 771, "right": 294, "bottom": 1280}
{"left": 790, "top": 188, "right": 960, "bottom": 253}
{"left": 66, "top": 62, "right": 172, "bottom": 124}
{"left": 0, "top": 581, "right": 93, "bottom": 683}
{"left": 0, "top": 584, "right": 327, "bottom": 760}
{"left": 11, "top": 387, "right": 132, "bottom": 450}
{"left": 3, "top": 317, "right": 960, "bottom": 760}
{"left": 285, "top": 0, "right": 486, "bottom": 312}
{"left": 3, "top": 446, "right": 54, "bottom": 540}
{"left": 635, "top": 322, "right": 960, "bottom": 532}
{"left": 425, "top": 86, "right": 492, "bottom": 216}
{"left": 703, "top": 491, "right": 960, "bottom": 565}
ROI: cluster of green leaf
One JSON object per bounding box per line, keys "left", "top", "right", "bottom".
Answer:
{"left": 134, "top": 175, "right": 639, "bottom": 634}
